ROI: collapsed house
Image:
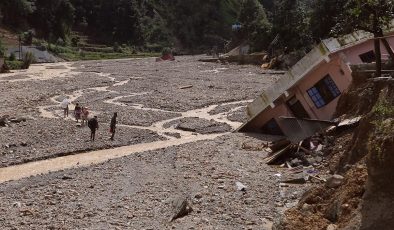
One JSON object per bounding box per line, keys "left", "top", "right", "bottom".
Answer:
{"left": 238, "top": 31, "right": 394, "bottom": 137}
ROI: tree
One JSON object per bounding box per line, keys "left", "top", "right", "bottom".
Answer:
{"left": 309, "top": 0, "right": 346, "bottom": 41}
{"left": 0, "top": 0, "right": 32, "bottom": 29}
{"left": 32, "top": 0, "right": 75, "bottom": 41}
{"left": 335, "top": 0, "right": 394, "bottom": 77}
{"left": 238, "top": 0, "right": 272, "bottom": 52}
{"left": 0, "top": 38, "right": 5, "bottom": 58}
{"left": 272, "top": 0, "right": 313, "bottom": 51}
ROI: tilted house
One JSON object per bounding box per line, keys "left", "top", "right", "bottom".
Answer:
{"left": 238, "top": 31, "right": 394, "bottom": 135}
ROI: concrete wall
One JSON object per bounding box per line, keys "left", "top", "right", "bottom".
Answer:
{"left": 341, "top": 36, "right": 394, "bottom": 64}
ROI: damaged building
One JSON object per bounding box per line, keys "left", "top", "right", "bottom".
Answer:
{"left": 238, "top": 31, "right": 394, "bottom": 137}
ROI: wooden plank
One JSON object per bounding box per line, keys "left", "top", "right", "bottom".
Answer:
{"left": 266, "top": 144, "right": 292, "bottom": 164}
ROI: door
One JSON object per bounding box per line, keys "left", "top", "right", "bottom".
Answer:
{"left": 286, "top": 96, "right": 310, "bottom": 119}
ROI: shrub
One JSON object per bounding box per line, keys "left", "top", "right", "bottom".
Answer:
{"left": 161, "top": 47, "right": 172, "bottom": 56}
{"left": 0, "top": 38, "right": 4, "bottom": 58}
{"left": 21, "top": 51, "right": 35, "bottom": 69}
{"left": 71, "top": 37, "right": 80, "bottom": 47}
{"left": 5, "top": 60, "right": 23, "bottom": 70}
{"left": 56, "top": 38, "right": 66, "bottom": 46}
{"left": 113, "top": 42, "right": 122, "bottom": 53}
{"left": 9, "top": 53, "right": 16, "bottom": 61}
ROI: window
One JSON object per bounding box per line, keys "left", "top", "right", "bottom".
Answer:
{"left": 359, "top": 50, "right": 376, "bottom": 63}
{"left": 307, "top": 75, "right": 341, "bottom": 108}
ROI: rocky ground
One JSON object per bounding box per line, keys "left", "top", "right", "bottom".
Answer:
{"left": 0, "top": 133, "right": 285, "bottom": 229}
{"left": 0, "top": 56, "right": 294, "bottom": 229}
{"left": 0, "top": 56, "right": 281, "bottom": 166}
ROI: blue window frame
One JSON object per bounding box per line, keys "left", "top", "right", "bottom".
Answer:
{"left": 307, "top": 75, "right": 341, "bottom": 108}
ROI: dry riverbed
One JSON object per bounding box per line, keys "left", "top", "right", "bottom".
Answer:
{"left": 0, "top": 56, "right": 286, "bottom": 229}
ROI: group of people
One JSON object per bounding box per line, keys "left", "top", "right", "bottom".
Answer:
{"left": 60, "top": 98, "right": 117, "bottom": 141}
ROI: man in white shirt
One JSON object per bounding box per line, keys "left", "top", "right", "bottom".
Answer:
{"left": 60, "top": 98, "right": 70, "bottom": 118}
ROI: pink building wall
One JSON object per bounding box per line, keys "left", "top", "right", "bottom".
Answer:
{"left": 341, "top": 36, "right": 394, "bottom": 64}
{"left": 244, "top": 37, "right": 394, "bottom": 132}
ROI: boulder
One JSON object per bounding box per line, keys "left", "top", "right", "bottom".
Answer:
{"left": 170, "top": 196, "right": 192, "bottom": 222}
{"left": 326, "top": 175, "right": 344, "bottom": 188}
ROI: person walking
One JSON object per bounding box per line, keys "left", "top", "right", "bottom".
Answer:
{"left": 88, "top": 116, "right": 99, "bottom": 141}
{"left": 81, "top": 107, "right": 89, "bottom": 126}
{"left": 74, "top": 103, "right": 82, "bottom": 123}
{"left": 60, "top": 98, "right": 70, "bottom": 118}
{"left": 110, "top": 112, "right": 117, "bottom": 140}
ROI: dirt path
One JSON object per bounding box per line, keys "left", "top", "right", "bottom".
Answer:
{"left": 0, "top": 133, "right": 223, "bottom": 183}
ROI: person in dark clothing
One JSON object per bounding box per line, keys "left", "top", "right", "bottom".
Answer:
{"left": 110, "top": 112, "right": 117, "bottom": 140}
{"left": 88, "top": 116, "right": 99, "bottom": 141}
{"left": 74, "top": 103, "right": 82, "bottom": 123}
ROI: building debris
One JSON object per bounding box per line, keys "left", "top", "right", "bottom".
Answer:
{"left": 264, "top": 116, "right": 361, "bottom": 185}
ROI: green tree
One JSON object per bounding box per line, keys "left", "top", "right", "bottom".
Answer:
{"left": 0, "top": 38, "right": 5, "bottom": 58}
{"left": 335, "top": 0, "right": 394, "bottom": 77}
{"left": 272, "top": 0, "right": 314, "bottom": 51}
{"left": 238, "top": 0, "right": 272, "bottom": 52}
{"left": 309, "top": 0, "right": 345, "bottom": 41}
{"left": 32, "top": 0, "right": 75, "bottom": 41}
{"left": 0, "top": 0, "right": 33, "bottom": 29}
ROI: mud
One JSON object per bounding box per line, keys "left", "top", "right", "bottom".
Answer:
{"left": 0, "top": 56, "right": 286, "bottom": 229}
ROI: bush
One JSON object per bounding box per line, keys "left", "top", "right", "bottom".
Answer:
{"left": 5, "top": 60, "right": 23, "bottom": 70}
{"left": 9, "top": 53, "right": 16, "bottom": 61}
{"left": 56, "top": 38, "right": 66, "bottom": 46}
{"left": 161, "top": 47, "right": 172, "bottom": 56}
{"left": 22, "top": 30, "right": 34, "bottom": 45}
{"left": 22, "top": 51, "right": 35, "bottom": 69}
{"left": 113, "top": 42, "right": 122, "bottom": 53}
{"left": 0, "top": 38, "right": 4, "bottom": 58}
{"left": 71, "top": 37, "right": 80, "bottom": 47}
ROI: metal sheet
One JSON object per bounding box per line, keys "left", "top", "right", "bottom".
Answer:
{"left": 278, "top": 116, "right": 335, "bottom": 142}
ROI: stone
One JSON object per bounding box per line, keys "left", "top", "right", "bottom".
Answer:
{"left": 170, "top": 196, "right": 192, "bottom": 222}
{"left": 326, "top": 174, "right": 344, "bottom": 188}
{"left": 194, "top": 193, "right": 202, "bottom": 199}
{"left": 235, "top": 182, "right": 247, "bottom": 191}
{"left": 301, "top": 203, "right": 313, "bottom": 213}
{"left": 327, "top": 224, "right": 337, "bottom": 230}
{"left": 315, "top": 156, "right": 323, "bottom": 163}
{"left": 61, "top": 174, "right": 74, "bottom": 180}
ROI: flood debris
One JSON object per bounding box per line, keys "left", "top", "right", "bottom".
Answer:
{"left": 264, "top": 116, "right": 362, "bottom": 185}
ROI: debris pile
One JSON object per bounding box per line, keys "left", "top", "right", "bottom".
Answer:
{"left": 273, "top": 69, "right": 394, "bottom": 229}
{"left": 265, "top": 117, "right": 361, "bottom": 188}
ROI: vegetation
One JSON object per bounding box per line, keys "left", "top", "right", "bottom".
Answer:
{"left": 0, "top": 38, "right": 5, "bottom": 58}
{"left": 5, "top": 60, "right": 23, "bottom": 70}
{"left": 22, "top": 51, "right": 35, "bottom": 69}
{"left": 0, "top": 0, "right": 393, "bottom": 57}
